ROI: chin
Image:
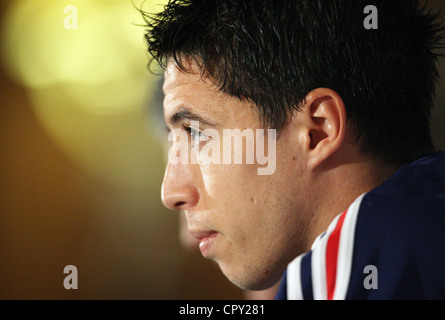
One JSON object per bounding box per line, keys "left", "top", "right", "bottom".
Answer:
{"left": 218, "top": 261, "right": 283, "bottom": 291}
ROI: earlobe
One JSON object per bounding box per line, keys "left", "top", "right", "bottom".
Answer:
{"left": 304, "top": 88, "right": 347, "bottom": 170}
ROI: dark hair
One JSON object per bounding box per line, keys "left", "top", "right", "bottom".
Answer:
{"left": 143, "top": 0, "right": 444, "bottom": 165}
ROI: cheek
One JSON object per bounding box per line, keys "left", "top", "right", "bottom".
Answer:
{"left": 198, "top": 163, "right": 270, "bottom": 236}
{"left": 201, "top": 164, "right": 287, "bottom": 232}
{"left": 199, "top": 162, "right": 259, "bottom": 202}
{"left": 196, "top": 139, "right": 296, "bottom": 224}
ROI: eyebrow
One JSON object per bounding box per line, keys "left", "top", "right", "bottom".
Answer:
{"left": 167, "top": 108, "right": 217, "bottom": 127}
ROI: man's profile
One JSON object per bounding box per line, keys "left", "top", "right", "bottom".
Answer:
{"left": 142, "top": 0, "right": 445, "bottom": 299}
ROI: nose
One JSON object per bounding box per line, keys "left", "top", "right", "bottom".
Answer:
{"left": 161, "top": 160, "right": 200, "bottom": 211}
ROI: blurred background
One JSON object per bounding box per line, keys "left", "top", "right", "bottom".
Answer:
{"left": 0, "top": 0, "right": 443, "bottom": 300}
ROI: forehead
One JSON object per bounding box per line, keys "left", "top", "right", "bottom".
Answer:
{"left": 162, "top": 59, "right": 260, "bottom": 128}
{"left": 163, "top": 59, "right": 214, "bottom": 97}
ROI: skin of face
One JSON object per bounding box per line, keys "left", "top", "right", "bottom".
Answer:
{"left": 161, "top": 59, "right": 315, "bottom": 290}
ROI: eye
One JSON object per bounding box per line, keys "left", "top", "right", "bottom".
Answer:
{"left": 183, "top": 125, "right": 210, "bottom": 148}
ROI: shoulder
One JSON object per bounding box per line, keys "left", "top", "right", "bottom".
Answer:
{"left": 347, "top": 152, "right": 445, "bottom": 299}
{"left": 356, "top": 152, "right": 445, "bottom": 255}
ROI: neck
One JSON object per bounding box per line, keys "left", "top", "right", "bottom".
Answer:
{"left": 304, "top": 151, "right": 398, "bottom": 251}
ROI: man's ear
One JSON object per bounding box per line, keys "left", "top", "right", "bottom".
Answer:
{"left": 299, "top": 88, "right": 347, "bottom": 170}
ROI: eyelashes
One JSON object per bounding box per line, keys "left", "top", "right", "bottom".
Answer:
{"left": 182, "top": 124, "right": 211, "bottom": 148}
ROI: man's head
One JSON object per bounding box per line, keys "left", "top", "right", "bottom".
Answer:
{"left": 143, "top": 0, "right": 443, "bottom": 290}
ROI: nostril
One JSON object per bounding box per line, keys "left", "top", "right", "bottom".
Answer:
{"left": 175, "top": 201, "right": 186, "bottom": 208}
{"left": 161, "top": 182, "right": 199, "bottom": 210}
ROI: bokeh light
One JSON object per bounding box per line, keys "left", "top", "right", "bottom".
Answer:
{"left": 1, "top": 0, "right": 167, "bottom": 187}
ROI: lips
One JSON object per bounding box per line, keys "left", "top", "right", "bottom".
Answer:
{"left": 189, "top": 230, "right": 218, "bottom": 257}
